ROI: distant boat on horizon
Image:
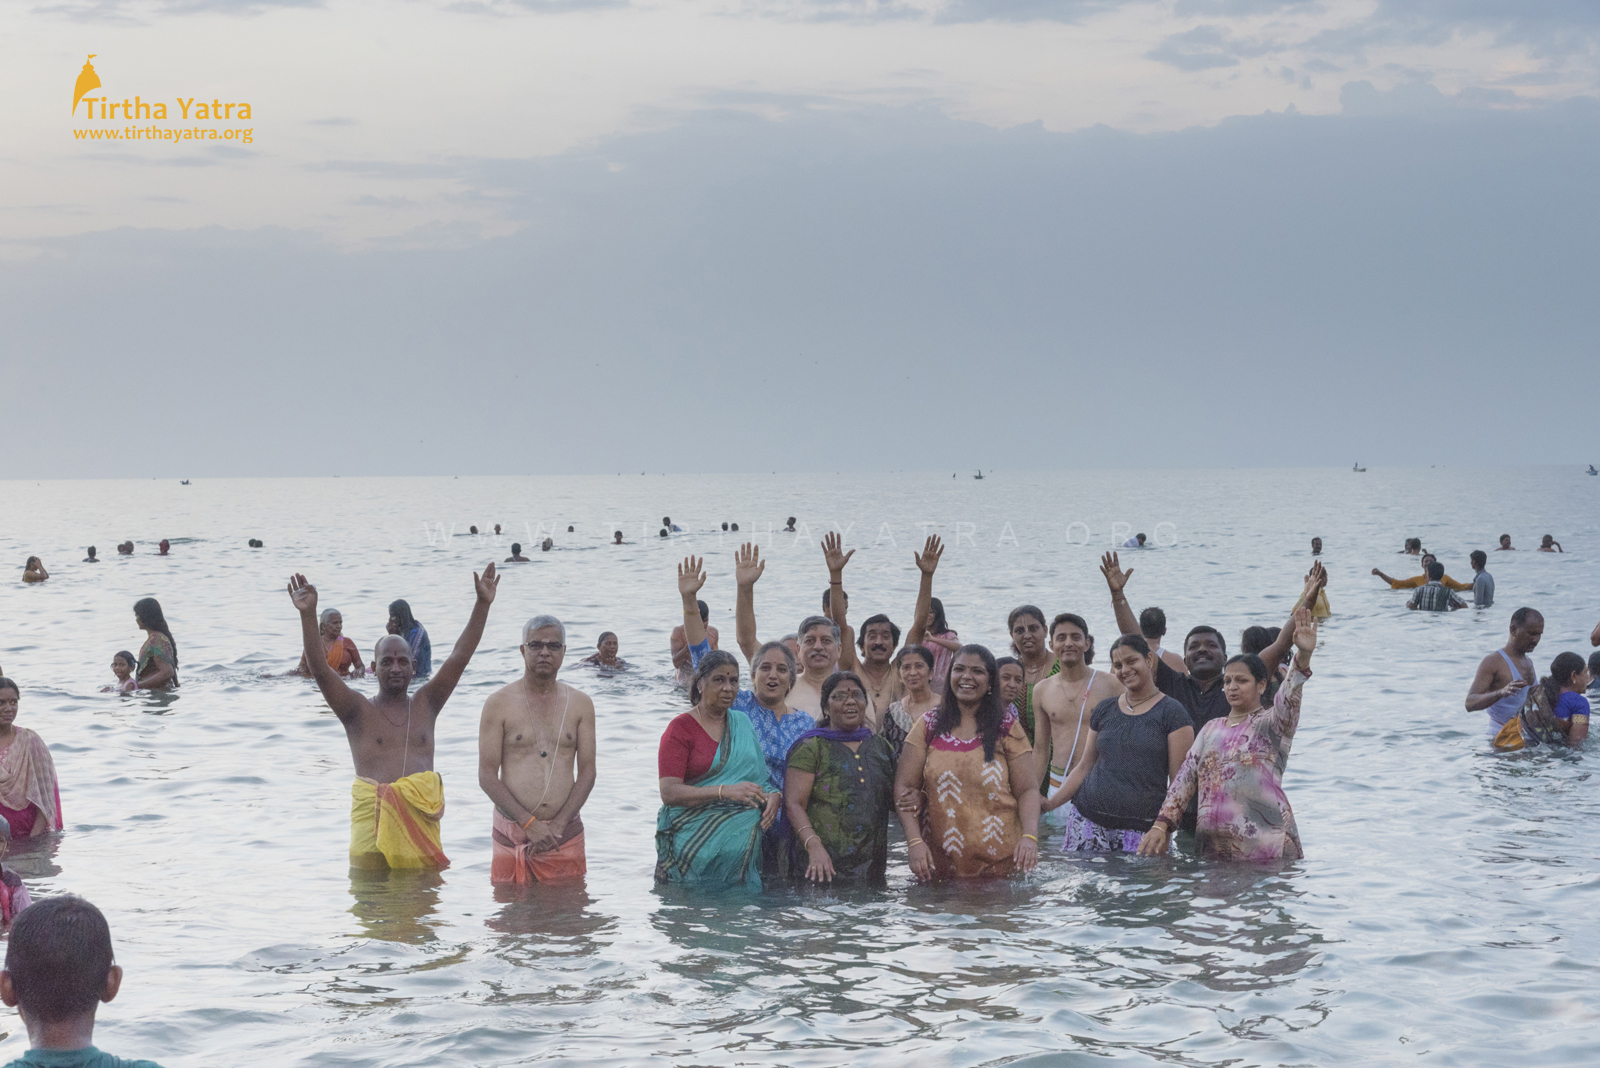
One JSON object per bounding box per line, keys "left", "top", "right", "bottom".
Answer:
{"left": 1352, "top": 463, "right": 1366, "bottom": 472}
{"left": 974, "top": 470, "right": 985, "bottom": 479}
{"left": 1588, "top": 465, "right": 1597, "bottom": 476}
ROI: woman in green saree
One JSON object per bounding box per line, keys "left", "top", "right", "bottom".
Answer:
{"left": 656, "top": 650, "right": 781, "bottom": 888}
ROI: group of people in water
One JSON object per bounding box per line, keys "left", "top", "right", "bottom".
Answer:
{"left": 1369, "top": 533, "right": 1568, "bottom": 613}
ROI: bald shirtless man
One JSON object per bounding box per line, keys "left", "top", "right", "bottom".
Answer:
{"left": 478, "top": 615, "right": 597, "bottom": 884}
{"left": 1032, "top": 612, "right": 1123, "bottom": 809}
{"left": 288, "top": 564, "right": 497, "bottom": 869}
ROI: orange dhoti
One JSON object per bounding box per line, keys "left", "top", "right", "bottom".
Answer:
{"left": 491, "top": 809, "right": 586, "bottom": 884}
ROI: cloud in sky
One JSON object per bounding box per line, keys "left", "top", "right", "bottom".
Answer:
{"left": 3, "top": 90, "right": 1596, "bottom": 476}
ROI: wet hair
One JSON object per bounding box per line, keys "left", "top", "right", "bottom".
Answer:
{"left": 522, "top": 614, "right": 566, "bottom": 644}
{"left": 856, "top": 613, "right": 901, "bottom": 651}
{"left": 659, "top": 529, "right": 668, "bottom": 538}
{"left": 895, "top": 644, "right": 935, "bottom": 670}
{"left": 696, "top": 599, "right": 710, "bottom": 623}
{"left": 1239, "top": 626, "right": 1274, "bottom": 656}
{"left": 1051, "top": 612, "right": 1089, "bottom": 640}
{"left": 1426, "top": 561, "right": 1445, "bottom": 581}
{"left": 24, "top": 557, "right": 41, "bottom": 570}
{"left": 731, "top": 523, "right": 739, "bottom": 532}
{"left": 662, "top": 517, "right": 671, "bottom": 526}
{"left": 0, "top": 677, "right": 15, "bottom": 697}
{"left": 1138, "top": 606, "right": 1167, "bottom": 640}
{"left": 1184, "top": 625, "right": 1226, "bottom": 656}
{"left": 721, "top": 522, "right": 728, "bottom": 531}
{"left": 113, "top": 651, "right": 137, "bottom": 671}
{"left": 596, "top": 631, "right": 617, "bottom": 645}
{"left": 1541, "top": 652, "right": 1587, "bottom": 708}
{"left": 932, "top": 644, "right": 1006, "bottom": 761}
{"left": 797, "top": 615, "right": 840, "bottom": 643}
{"left": 787, "top": 516, "right": 796, "bottom": 525}
{"left": 1224, "top": 653, "right": 1269, "bottom": 685}
{"left": 511, "top": 543, "right": 522, "bottom": 553}
{"left": 613, "top": 530, "right": 623, "bottom": 539}
{"left": 1110, "top": 633, "right": 1152, "bottom": 659}
{"left": 1510, "top": 607, "right": 1543, "bottom": 629}
{"left": 1471, "top": 550, "right": 1487, "bottom": 568}
{"left": 1136, "top": 533, "right": 1146, "bottom": 544}
{"left": 133, "top": 597, "right": 178, "bottom": 669}
{"left": 689, "top": 649, "right": 740, "bottom": 706}
{"left": 86, "top": 546, "right": 96, "bottom": 556}
{"left": 1499, "top": 534, "right": 1511, "bottom": 544}
{"left": 927, "top": 597, "right": 949, "bottom": 635}
{"left": 819, "top": 671, "right": 867, "bottom": 726}
{"left": 4, "top": 895, "right": 114, "bottom": 1024}
{"left": 388, "top": 599, "right": 419, "bottom": 634}
{"left": 752, "top": 641, "right": 797, "bottom": 682}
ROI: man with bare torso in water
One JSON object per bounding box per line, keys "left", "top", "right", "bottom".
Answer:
{"left": 478, "top": 615, "right": 597, "bottom": 883}
{"left": 288, "top": 564, "right": 497, "bottom": 869}
{"left": 1032, "top": 612, "right": 1123, "bottom": 812}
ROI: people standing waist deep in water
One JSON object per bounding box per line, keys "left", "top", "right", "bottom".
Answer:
{"left": 1138, "top": 607, "right": 1319, "bottom": 862}
{"left": 1465, "top": 607, "right": 1544, "bottom": 746}
{"left": 894, "top": 644, "right": 1040, "bottom": 879}
{"left": 1407, "top": 562, "right": 1468, "bottom": 612}
{"left": 290, "top": 565, "right": 496, "bottom": 870}
{"left": 1539, "top": 652, "right": 1591, "bottom": 747}
{"left": 295, "top": 608, "right": 364, "bottom": 679}
{"left": 20, "top": 559, "right": 47, "bottom": 584}
{"left": 478, "top": 615, "right": 597, "bottom": 885}
{"left": 0, "top": 679, "right": 64, "bottom": 842}
{"left": 387, "top": 599, "right": 431, "bottom": 678}
{"left": 132, "top": 598, "right": 178, "bottom": 691}
{"left": 1373, "top": 553, "right": 1470, "bottom": 591}
{"left": 1470, "top": 550, "right": 1494, "bottom": 608}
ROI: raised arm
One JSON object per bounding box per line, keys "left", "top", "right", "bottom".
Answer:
{"left": 822, "top": 533, "right": 861, "bottom": 673}
{"left": 288, "top": 574, "right": 365, "bottom": 724}
{"left": 1100, "top": 552, "right": 1141, "bottom": 637}
{"left": 733, "top": 543, "right": 764, "bottom": 664}
{"left": 902, "top": 535, "right": 944, "bottom": 648}
{"left": 1262, "top": 563, "right": 1324, "bottom": 676}
{"left": 415, "top": 563, "right": 498, "bottom": 714}
{"left": 678, "top": 556, "right": 709, "bottom": 650}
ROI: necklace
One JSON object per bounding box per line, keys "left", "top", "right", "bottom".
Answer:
{"left": 1122, "top": 690, "right": 1162, "bottom": 714}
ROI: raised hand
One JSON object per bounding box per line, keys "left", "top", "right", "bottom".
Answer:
{"left": 474, "top": 562, "right": 500, "bottom": 604}
{"left": 287, "top": 573, "right": 319, "bottom": 615}
{"left": 914, "top": 535, "right": 944, "bottom": 576}
{"left": 678, "top": 555, "right": 707, "bottom": 599}
{"left": 734, "top": 542, "right": 765, "bottom": 588}
{"left": 1291, "top": 606, "right": 1318, "bottom": 660}
{"left": 821, "top": 531, "right": 855, "bottom": 575}
{"left": 1100, "top": 551, "right": 1133, "bottom": 593}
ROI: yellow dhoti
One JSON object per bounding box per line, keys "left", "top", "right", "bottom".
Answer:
{"left": 350, "top": 772, "right": 449, "bottom": 870}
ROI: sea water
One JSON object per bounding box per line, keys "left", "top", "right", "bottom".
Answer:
{"left": 0, "top": 468, "right": 1596, "bottom": 1067}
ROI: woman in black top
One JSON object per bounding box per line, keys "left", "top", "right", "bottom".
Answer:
{"left": 1042, "top": 634, "right": 1193, "bottom": 852}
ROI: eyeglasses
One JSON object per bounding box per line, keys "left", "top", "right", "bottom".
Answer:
{"left": 524, "top": 641, "right": 564, "bottom": 652}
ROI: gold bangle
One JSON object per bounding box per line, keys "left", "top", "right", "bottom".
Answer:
{"left": 907, "top": 838, "right": 925, "bottom": 847}
{"left": 803, "top": 834, "right": 820, "bottom": 848}
{"left": 1022, "top": 834, "right": 1038, "bottom": 842}
{"left": 717, "top": 785, "right": 723, "bottom": 800}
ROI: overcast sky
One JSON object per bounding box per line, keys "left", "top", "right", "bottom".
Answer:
{"left": 3, "top": 1, "right": 1597, "bottom": 476}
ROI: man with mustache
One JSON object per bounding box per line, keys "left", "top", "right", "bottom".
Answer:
{"left": 824, "top": 532, "right": 944, "bottom": 731}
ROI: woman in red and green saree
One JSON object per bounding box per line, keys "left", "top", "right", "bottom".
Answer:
{"left": 655, "top": 651, "right": 781, "bottom": 888}
{"left": 785, "top": 672, "right": 897, "bottom": 884}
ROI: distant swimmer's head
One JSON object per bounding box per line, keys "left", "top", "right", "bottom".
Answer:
{"left": 1426, "top": 561, "right": 1445, "bottom": 581}
{"left": 318, "top": 608, "right": 344, "bottom": 639}
{"left": 613, "top": 531, "right": 623, "bottom": 543}
{"left": 521, "top": 615, "right": 566, "bottom": 678}
{"left": 596, "top": 631, "right": 619, "bottom": 661}
{"left": 372, "top": 634, "right": 414, "bottom": 693}
{"left": 1499, "top": 534, "right": 1512, "bottom": 549}
{"left": 111, "top": 651, "right": 137, "bottom": 681}
{"left": 1311, "top": 537, "right": 1322, "bottom": 555}
{"left": 659, "top": 528, "right": 668, "bottom": 538}
{"left": 1182, "top": 625, "right": 1226, "bottom": 680}
{"left": 511, "top": 543, "right": 522, "bottom": 555}
{"left": 1404, "top": 538, "right": 1422, "bottom": 554}
{"left": 85, "top": 546, "right": 97, "bottom": 560}
{"left": 731, "top": 523, "right": 739, "bottom": 531}
{"left": 1138, "top": 606, "right": 1167, "bottom": 643}
{"left": 662, "top": 517, "right": 671, "bottom": 527}
{"left": 1541, "top": 534, "right": 1556, "bottom": 548}
{"left": 786, "top": 517, "right": 797, "bottom": 528}
{"left": 387, "top": 599, "right": 418, "bottom": 636}
{"left": 696, "top": 599, "right": 710, "bottom": 624}
{"left": 494, "top": 525, "right": 501, "bottom": 535}
{"left": 567, "top": 526, "right": 574, "bottom": 533}
{"left": 721, "top": 522, "right": 728, "bottom": 531}
{"left": 1471, "top": 550, "right": 1487, "bottom": 570}
{"left": 1509, "top": 607, "right": 1544, "bottom": 653}
{"left": 24, "top": 557, "right": 41, "bottom": 571}
{"left": 541, "top": 538, "right": 553, "bottom": 551}
{"left": 1136, "top": 533, "right": 1146, "bottom": 546}
{"left": 470, "top": 526, "right": 479, "bottom": 535}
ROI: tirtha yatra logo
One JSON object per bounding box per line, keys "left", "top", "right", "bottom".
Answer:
{"left": 72, "top": 54, "right": 254, "bottom": 144}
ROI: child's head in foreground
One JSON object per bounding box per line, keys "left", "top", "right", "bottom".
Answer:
{"left": 1, "top": 895, "right": 121, "bottom": 1035}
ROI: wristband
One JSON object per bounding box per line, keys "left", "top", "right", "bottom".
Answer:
{"left": 907, "top": 838, "right": 925, "bottom": 847}
{"left": 522, "top": 815, "right": 538, "bottom": 830}
{"left": 1151, "top": 818, "right": 1173, "bottom": 833}
{"left": 1022, "top": 834, "right": 1038, "bottom": 842}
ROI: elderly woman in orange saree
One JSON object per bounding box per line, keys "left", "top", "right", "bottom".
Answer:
{"left": 0, "top": 679, "right": 63, "bottom": 840}
{"left": 296, "top": 608, "right": 365, "bottom": 678}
